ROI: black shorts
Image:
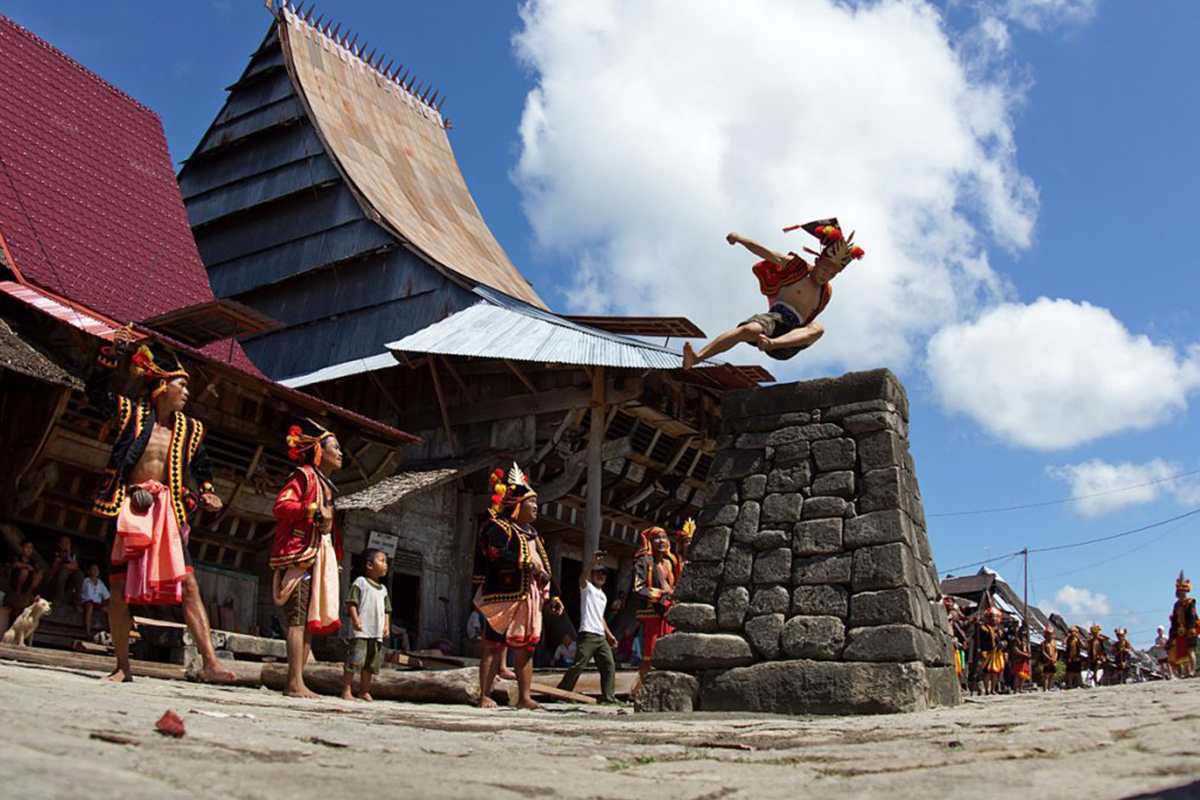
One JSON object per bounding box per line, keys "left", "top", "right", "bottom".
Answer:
{"left": 740, "top": 304, "right": 809, "bottom": 360}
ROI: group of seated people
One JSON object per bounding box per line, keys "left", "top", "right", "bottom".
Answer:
{"left": 2, "top": 535, "right": 111, "bottom": 638}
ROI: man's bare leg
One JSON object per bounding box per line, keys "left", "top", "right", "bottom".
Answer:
{"left": 513, "top": 648, "right": 540, "bottom": 710}
{"left": 84, "top": 603, "right": 93, "bottom": 636}
{"left": 101, "top": 578, "right": 133, "bottom": 682}
{"left": 359, "top": 669, "right": 374, "bottom": 702}
{"left": 478, "top": 644, "right": 501, "bottom": 709}
{"left": 757, "top": 324, "right": 822, "bottom": 354}
{"left": 683, "top": 323, "right": 764, "bottom": 370}
{"left": 181, "top": 573, "right": 236, "bottom": 682}
{"left": 632, "top": 656, "right": 653, "bottom": 696}
{"left": 284, "top": 625, "right": 319, "bottom": 698}
{"left": 498, "top": 646, "right": 516, "bottom": 680}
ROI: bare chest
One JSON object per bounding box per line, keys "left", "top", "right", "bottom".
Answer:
{"left": 773, "top": 277, "right": 821, "bottom": 318}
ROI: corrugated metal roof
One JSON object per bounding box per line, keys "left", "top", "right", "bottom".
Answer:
{"left": 386, "top": 299, "right": 688, "bottom": 370}
{"left": 339, "top": 455, "right": 493, "bottom": 513}
{"left": 279, "top": 352, "right": 397, "bottom": 389}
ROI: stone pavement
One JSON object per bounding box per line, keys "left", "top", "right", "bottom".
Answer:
{"left": 1, "top": 660, "right": 1198, "bottom": 800}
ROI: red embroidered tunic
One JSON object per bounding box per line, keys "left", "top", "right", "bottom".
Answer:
{"left": 271, "top": 465, "right": 343, "bottom": 570}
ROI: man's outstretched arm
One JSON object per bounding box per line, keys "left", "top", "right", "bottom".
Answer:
{"left": 726, "top": 232, "right": 792, "bottom": 267}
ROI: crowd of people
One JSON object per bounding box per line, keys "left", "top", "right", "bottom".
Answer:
{"left": 945, "top": 571, "right": 1198, "bottom": 695}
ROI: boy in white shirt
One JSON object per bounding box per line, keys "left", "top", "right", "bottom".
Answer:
{"left": 556, "top": 550, "right": 618, "bottom": 703}
{"left": 341, "top": 549, "right": 390, "bottom": 701}
{"left": 80, "top": 564, "right": 110, "bottom": 636}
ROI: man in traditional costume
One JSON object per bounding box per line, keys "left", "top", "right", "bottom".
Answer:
{"left": 271, "top": 418, "right": 344, "bottom": 699}
{"left": 474, "top": 465, "right": 564, "bottom": 709}
{"left": 1011, "top": 624, "right": 1032, "bottom": 693}
{"left": 682, "top": 220, "right": 864, "bottom": 369}
{"left": 1088, "top": 624, "right": 1107, "bottom": 686}
{"left": 1112, "top": 627, "right": 1133, "bottom": 685}
{"left": 85, "top": 335, "right": 234, "bottom": 683}
{"left": 1168, "top": 571, "right": 1198, "bottom": 678}
{"left": 631, "top": 521, "right": 693, "bottom": 693}
{"left": 1040, "top": 627, "right": 1058, "bottom": 691}
{"left": 976, "top": 608, "right": 1005, "bottom": 696}
{"left": 1064, "top": 626, "right": 1085, "bottom": 689}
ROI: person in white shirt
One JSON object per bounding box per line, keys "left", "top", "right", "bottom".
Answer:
{"left": 341, "top": 549, "right": 391, "bottom": 701}
{"left": 79, "top": 564, "right": 110, "bottom": 636}
{"left": 556, "top": 551, "right": 618, "bottom": 703}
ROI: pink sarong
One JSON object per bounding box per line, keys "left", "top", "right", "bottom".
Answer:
{"left": 475, "top": 543, "right": 549, "bottom": 651}
{"left": 113, "top": 481, "right": 189, "bottom": 605}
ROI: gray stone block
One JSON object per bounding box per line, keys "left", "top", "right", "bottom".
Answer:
{"left": 650, "top": 632, "right": 755, "bottom": 670}
{"left": 735, "top": 431, "right": 772, "bottom": 450}
{"left": 748, "top": 528, "right": 790, "bottom": 551}
{"left": 857, "top": 430, "right": 906, "bottom": 472}
{"left": 709, "top": 450, "right": 765, "bottom": 482}
{"left": 725, "top": 410, "right": 812, "bottom": 434}
{"left": 698, "top": 503, "right": 738, "bottom": 527}
{"left": 811, "top": 470, "right": 855, "bottom": 498}
{"left": 731, "top": 501, "right": 761, "bottom": 544}
{"left": 844, "top": 509, "right": 913, "bottom": 549}
{"left": 717, "top": 585, "right": 751, "bottom": 631}
{"left": 924, "top": 665, "right": 961, "bottom": 708}
{"left": 750, "top": 585, "right": 790, "bottom": 616}
{"left": 745, "top": 613, "right": 785, "bottom": 660}
{"left": 844, "top": 624, "right": 934, "bottom": 663}
{"left": 766, "top": 464, "right": 812, "bottom": 493}
{"left": 859, "top": 467, "right": 905, "bottom": 514}
{"left": 666, "top": 602, "right": 718, "bottom": 633}
{"left": 700, "top": 659, "right": 938, "bottom": 715}
{"left": 741, "top": 474, "right": 766, "bottom": 501}
{"left": 844, "top": 410, "right": 907, "bottom": 438}
{"left": 688, "top": 525, "right": 731, "bottom": 562}
{"left": 812, "top": 438, "right": 857, "bottom": 471}
{"left": 851, "top": 542, "right": 918, "bottom": 592}
{"left": 781, "top": 615, "right": 845, "bottom": 660}
{"left": 722, "top": 369, "right": 908, "bottom": 423}
{"left": 773, "top": 442, "right": 811, "bottom": 467}
{"left": 722, "top": 543, "right": 754, "bottom": 585}
{"left": 706, "top": 480, "right": 739, "bottom": 507}
{"left": 849, "top": 587, "right": 925, "bottom": 628}
{"left": 793, "top": 518, "right": 843, "bottom": 555}
{"left": 762, "top": 493, "right": 803, "bottom": 524}
{"left": 673, "top": 561, "right": 723, "bottom": 603}
{"left": 633, "top": 670, "right": 700, "bottom": 712}
{"left": 793, "top": 553, "right": 852, "bottom": 586}
{"left": 792, "top": 585, "right": 849, "bottom": 618}
{"left": 802, "top": 496, "right": 847, "bottom": 519}
{"left": 752, "top": 548, "right": 792, "bottom": 584}
{"left": 823, "top": 399, "right": 897, "bottom": 422}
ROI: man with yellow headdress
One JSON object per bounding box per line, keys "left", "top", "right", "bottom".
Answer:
{"left": 271, "top": 418, "right": 344, "bottom": 698}
{"left": 976, "top": 607, "right": 1006, "bottom": 695}
{"left": 1169, "top": 571, "right": 1198, "bottom": 678}
{"left": 85, "top": 333, "right": 234, "bottom": 684}
{"left": 473, "top": 464, "right": 563, "bottom": 709}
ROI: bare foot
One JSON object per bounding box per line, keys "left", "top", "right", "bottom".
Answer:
{"left": 340, "top": 691, "right": 357, "bottom": 702}
{"left": 516, "top": 699, "right": 542, "bottom": 711}
{"left": 284, "top": 684, "right": 321, "bottom": 699}
{"left": 360, "top": 693, "right": 373, "bottom": 702}
{"left": 756, "top": 334, "right": 776, "bottom": 352}
{"left": 479, "top": 696, "right": 499, "bottom": 710}
{"left": 682, "top": 342, "right": 699, "bottom": 370}
{"left": 101, "top": 667, "right": 132, "bottom": 683}
{"left": 498, "top": 667, "right": 516, "bottom": 680}
{"left": 195, "top": 662, "right": 237, "bottom": 683}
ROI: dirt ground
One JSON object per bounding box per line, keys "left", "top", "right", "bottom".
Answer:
{"left": 1, "top": 659, "right": 1198, "bottom": 800}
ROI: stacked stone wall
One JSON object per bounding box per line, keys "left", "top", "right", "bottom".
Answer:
{"left": 639, "top": 369, "right": 960, "bottom": 714}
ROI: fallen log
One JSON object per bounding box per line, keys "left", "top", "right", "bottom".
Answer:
{"left": 0, "top": 643, "right": 185, "bottom": 681}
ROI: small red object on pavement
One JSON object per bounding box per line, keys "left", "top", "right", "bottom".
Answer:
{"left": 155, "top": 710, "right": 186, "bottom": 738}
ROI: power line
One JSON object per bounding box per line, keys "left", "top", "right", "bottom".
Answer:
{"left": 928, "top": 465, "right": 1200, "bottom": 518}
{"left": 938, "top": 505, "right": 1200, "bottom": 575}
{"left": 1035, "top": 515, "right": 1196, "bottom": 581}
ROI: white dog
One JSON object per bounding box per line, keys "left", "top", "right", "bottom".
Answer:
{"left": 1, "top": 596, "right": 52, "bottom": 647}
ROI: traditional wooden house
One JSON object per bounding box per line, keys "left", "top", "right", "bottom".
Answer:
{"left": 0, "top": 11, "right": 416, "bottom": 643}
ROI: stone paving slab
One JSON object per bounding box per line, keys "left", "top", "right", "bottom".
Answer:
{"left": 1, "top": 660, "right": 1198, "bottom": 800}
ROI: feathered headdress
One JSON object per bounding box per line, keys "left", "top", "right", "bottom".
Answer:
{"left": 782, "top": 217, "right": 865, "bottom": 268}
{"left": 286, "top": 417, "right": 333, "bottom": 466}
{"left": 1178, "top": 570, "right": 1191, "bottom": 594}
{"left": 129, "top": 343, "right": 189, "bottom": 398}
{"left": 1044, "top": 626, "right": 1055, "bottom": 637}
{"left": 488, "top": 462, "right": 537, "bottom": 519}
{"left": 679, "top": 518, "right": 696, "bottom": 542}
{"left": 1114, "top": 627, "right": 1128, "bottom": 638}
{"left": 1089, "top": 623, "right": 1103, "bottom": 636}
{"left": 635, "top": 526, "right": 672, "bottom": 561}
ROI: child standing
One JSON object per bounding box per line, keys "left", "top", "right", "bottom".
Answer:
{"left": 79, "top": 564, "right": 110, "bottom": 636}
{"left": 341, "top": 548, "right": 390, "bottom": 702}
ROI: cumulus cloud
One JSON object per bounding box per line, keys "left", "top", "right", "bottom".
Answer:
{"left": 926, "top": 298, "right": 1200, "bottom": 449}
{"left": 512, "top": 0, "right": 1039, "bottom": 376}
{"left": 1047, "top": 458, "right": 1200, "bottom": 517}
{"left": 1040, "top": 584, "right": 1111, "bottom": 620}
{"left": 994, "top": 0, "right": 1098, "bottom": 31}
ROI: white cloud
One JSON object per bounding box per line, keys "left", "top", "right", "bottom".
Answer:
{"left": 512, "top": 0, "right": 1038, "bottom": 376}
{"left": 1040, "top": 584, "right": 1112, "bottom": 620}
{"left": 1048, "top": 458, "right": 1200, "bottom": 517}
{"left": 927, "top": 298, "right": 1200, "bottom": 449}
{"left": 995, "top": 0, "right": 1098, "bottom": 31}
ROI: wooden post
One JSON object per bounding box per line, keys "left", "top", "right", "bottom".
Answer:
{"left": 429, "top": 358, "right": 457, "bottom": 455}
{"left": 584, "top": 367, "right": 606, "bottom": 558}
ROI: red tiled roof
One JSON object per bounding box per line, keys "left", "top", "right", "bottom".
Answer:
{"left": 0, "top": 12, "right": 261, "bottom": 375}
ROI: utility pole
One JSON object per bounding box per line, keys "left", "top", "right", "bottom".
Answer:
{"left": 1023, "top": 548, "right": 1030, "bottom": 649}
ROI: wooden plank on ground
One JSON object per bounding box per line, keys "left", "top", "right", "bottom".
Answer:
{"left": 528, "top": 682, "right": 596, "bottom": 704}
{"left": 0, "top": 643, "right": 185, "bottom": 681}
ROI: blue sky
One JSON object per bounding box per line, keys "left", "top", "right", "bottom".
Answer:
{"left": 6, "top": 0, "right": 1198, "bottom": 645}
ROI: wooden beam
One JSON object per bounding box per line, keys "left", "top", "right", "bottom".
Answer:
{"left": 438, "top": 357, "right": 474, "bottom": 403}
{"left": 368, "top": 370, "right": 406, "bottom": 420}
{"left": 504, "top": 359, "right": 538, "bottom": 394}
{"left": 405, "top": 378, "right": 643, "bottom": 430}
{"left": 537, "top": 436, "right": 631, "bottom": 504}
{"left": 584, "top": 367, "right": 606, "bottom": 558}
{"left": 428, "top": 358, "right": 457, "bottom": 455}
